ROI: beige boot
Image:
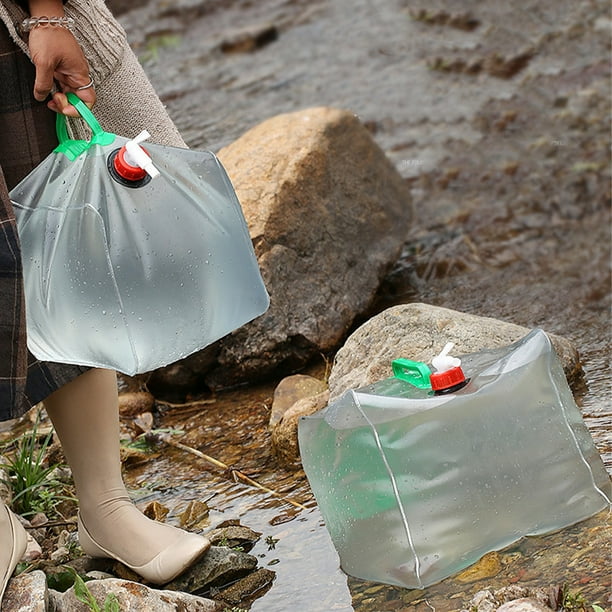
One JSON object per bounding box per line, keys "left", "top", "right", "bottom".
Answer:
{"left": 44, "top": 369, "right": 210, "bottom": 584}
{"left": 0, "top": 502, "right": 27, "bottom": 604}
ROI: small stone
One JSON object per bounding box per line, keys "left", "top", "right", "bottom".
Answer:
{"left": 178, "top": 500, "right": 210, "bottom": 529}
{"left": 220, "top": 23, "right": 278, "bottom": 54}
{"left": 271, "top": 389, "right": 330, "bottom": 466}
{"left": 29, "top": 513, "right": 48, "bottom": 528}
{"left": 269, "top": 374, "right": 327, "bottom": 428}
{"left": 2, "top": 570, "right": 48, "bottom": 611}
{"left": 216, "top": 567, "right": 276, "bottom": 605}
{"left": 85, "top": 570, "right": 116, "bottom": 580}
{"left": 207, "top": 524, "right": 262, "bottom": 552}
{"left": 23, "top": 531, "right": 42, "bottom": 562}
{"left": 119, "top": 445, "right": 151, "bottom": 466}
{"left": 466, "top": 589, "right": 498, "bottom": 612}
{"left": 144, "top": 500, "right": 169, "bottom": 522}
{"left": 118, "top": 391, "right": 155, "bottom": 417}
{"left": 133, "top": 411, "right": 154, "bottom": 434}
{"left": 50, "top": 545, "right": 70, "bottom": 563}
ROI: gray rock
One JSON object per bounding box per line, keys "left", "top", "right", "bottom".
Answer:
{"left": 153, "top": 107, "right": 412, "bottom": 391}
{"left": 328, "top": 302, "right": 581, "bottom": 401}
{"left": 164, "top": 545, "right": 258, "bottom": 593}
{"left": 496, "top": 599, "right": 553, "bottom": 612}
{"left": 207, "top": 524, "right": 262, "bottom": 552}
{"left": 216, "top": 567, "right": 276, "bottom": 606}
{"left": 48, "top": 578, "right": 217, "bottom": 611}
{"left": 219, "top": 22, "right": 278, "bottom": 54}
{"left": 2, "top": 570, "right": 48, "bottom": 612}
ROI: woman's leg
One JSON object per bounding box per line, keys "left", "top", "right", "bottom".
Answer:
{"left": 43, "top": 368, "right": 209, "bottom": 584}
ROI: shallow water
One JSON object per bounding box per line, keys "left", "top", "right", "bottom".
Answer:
{"left": 118, "top": 0, "right": 610, "bottom": 609}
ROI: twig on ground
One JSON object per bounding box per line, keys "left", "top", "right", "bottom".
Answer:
{"left": 161, "top": 436, "right": 308, "bottom": 511}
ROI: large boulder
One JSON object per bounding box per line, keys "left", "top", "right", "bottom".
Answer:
{"left": 328, "top": 302, "right": 582, "bottom": 401}
{"left": 150, "top": 107, "right": 412, "bottom": 392}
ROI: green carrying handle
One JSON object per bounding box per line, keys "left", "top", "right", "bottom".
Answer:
{"left": 54, "top": 92, "right": 116, "bottom": 160}
{"left": 392, "top": 358, "right": 432, "bottom": 389}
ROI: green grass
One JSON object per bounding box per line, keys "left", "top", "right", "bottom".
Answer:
{"left": 561, "top": 583, "right": 604, "bottom": 612}
{"left": 0, "top": 412, "right": 74, "bottom": 518}
{"left": 48, "top": 568, "right": 120, "bottom": 611}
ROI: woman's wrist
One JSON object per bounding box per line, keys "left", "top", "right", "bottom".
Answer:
{"left": 21, "top": 15, "right": 74, "bottom": 32}
{"left": 27, "top": 0, "right": 65, "bottom": 18}
{"left": 22, "top": 0, "right": 69, "bottom": 33}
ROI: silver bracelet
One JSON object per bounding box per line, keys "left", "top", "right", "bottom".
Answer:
{"left": 20, "top": 16, "right": 75, "bottom": 33}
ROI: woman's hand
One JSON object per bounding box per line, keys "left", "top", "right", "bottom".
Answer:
{"left": 27, "top": 17, "right": 96, "bottom": 116}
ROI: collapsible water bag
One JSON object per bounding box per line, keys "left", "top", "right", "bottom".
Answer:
{"left": 10, "top": 94, "right": 269, "bottom": 375}
{"left": 298, "top": 329, "right": 611, "bottom": 588}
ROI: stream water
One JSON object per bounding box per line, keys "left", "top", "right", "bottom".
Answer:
{"left": 92, "top": 0, "right": 612, "bottom": 609}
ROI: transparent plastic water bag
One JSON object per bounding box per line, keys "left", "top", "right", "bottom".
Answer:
{"left": 10, "top": 94, "right": 269, "bottom": 375}
{"left": 298, "top": 329, "right": 611, "bottom": 588}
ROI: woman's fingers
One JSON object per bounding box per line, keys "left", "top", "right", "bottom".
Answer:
{"left": 49, "top": 85, "right": 96, "bottom": 116}
{"left": 27, "top": 27, "right": 96, "bottom": 114}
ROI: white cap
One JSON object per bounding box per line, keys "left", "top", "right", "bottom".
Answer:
{"left": 124, "top": 130, "right": 160, "bottom": 179}
{"left": 431, "top": 342, "right": 462, "bottom": 373}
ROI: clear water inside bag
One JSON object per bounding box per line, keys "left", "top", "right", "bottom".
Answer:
{"left": 11, "top": 137, "right": 269, "bottom": 375}
{"left": 298, "top": 330, "right": 611, "bottom": 588}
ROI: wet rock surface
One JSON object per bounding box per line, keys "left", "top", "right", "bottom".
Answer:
{"left": 271, "top": 388, "right": 329, "bottom": 467}
{"left": 164, "top": 545, "right": 258, "bottom": 594}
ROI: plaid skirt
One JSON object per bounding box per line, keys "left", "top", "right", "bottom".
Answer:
{"left": 0, "top": 24, "right": 89, "bottom": 422}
